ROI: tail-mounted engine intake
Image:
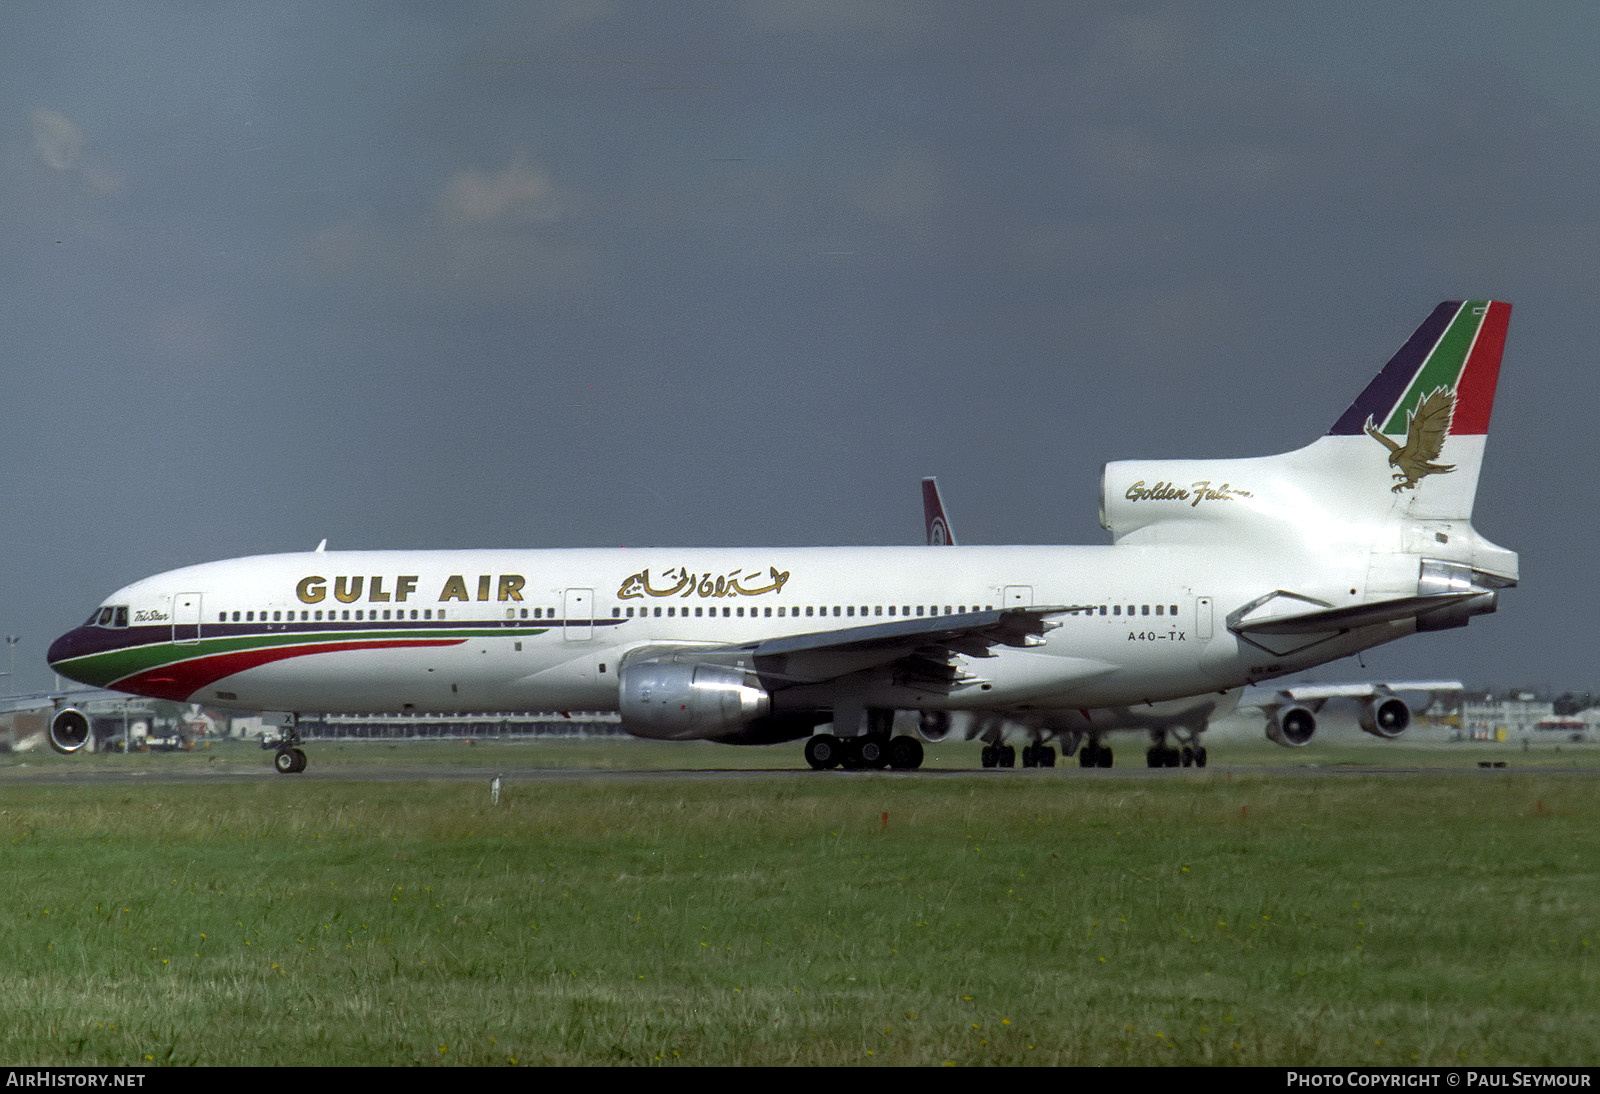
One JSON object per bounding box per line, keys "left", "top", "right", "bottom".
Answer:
{"left": 1415, "top": 559, "right": 1500, "bottom": 632}
{"left": 1359, "top": 696, "right": 1411, "bottom": 739}
{"left": 1267, "top": 704, "right": 1317, "bottom": 747}
{"left": 50, "top": 708, "right": 92, "bottom": 754}
{"left": 619, "top": 660, "right": 769, "bottom": 740}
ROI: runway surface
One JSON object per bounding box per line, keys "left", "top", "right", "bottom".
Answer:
{"left": 2, "top": 760, "right": 1594, "bottom": 786}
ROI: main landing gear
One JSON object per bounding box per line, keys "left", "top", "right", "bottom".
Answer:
{"left": 980, "top": 742, "right": 1058, "bottom": 768}
{"left": 804, "top": 733, "right": 925, "bottom": 771}
{"left": 1144, "top": 737, "right": 1207, "bottom": 768}
{"left": 1079, "top": 739, "right": 1114, "bottom": 768}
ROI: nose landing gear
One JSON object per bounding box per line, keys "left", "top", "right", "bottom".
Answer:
{"left": 265, "top": 715, "right": 308, "bottom": 774}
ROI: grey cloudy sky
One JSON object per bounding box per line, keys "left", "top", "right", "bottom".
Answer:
{"left": 3, "top": 2, "right": 1596, "bottom": 694}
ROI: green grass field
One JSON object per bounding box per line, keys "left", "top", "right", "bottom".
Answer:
{"left": 1, "top": 737, "right": 1596, "bottom": 1065}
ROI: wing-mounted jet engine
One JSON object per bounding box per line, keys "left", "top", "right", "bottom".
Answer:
{"left": 1252, "top": 682, "right": 1455, "bottom": 747}
{"left": 49, "top": 707, "right": 93, "bottom": 753}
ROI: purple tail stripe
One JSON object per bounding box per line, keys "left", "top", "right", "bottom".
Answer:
{"left": 1327, "top": 302, "right": 1460, "bottom": 436}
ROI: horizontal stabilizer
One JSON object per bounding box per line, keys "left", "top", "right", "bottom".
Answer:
{"left": 1231, "top": 592, "right": 1488, "bottom": 636}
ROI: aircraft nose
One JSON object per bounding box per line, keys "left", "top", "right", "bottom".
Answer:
{"left": 48, "top": 627, "right": 93, "bottom": 678}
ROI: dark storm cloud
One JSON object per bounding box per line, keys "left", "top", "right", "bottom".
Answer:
{"left": 0, "top": 2, "right": 1595, "bottom": 693}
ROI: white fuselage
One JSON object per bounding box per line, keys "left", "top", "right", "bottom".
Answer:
{"left": 53, "top": 541, "right": 1410, "bottom": 729}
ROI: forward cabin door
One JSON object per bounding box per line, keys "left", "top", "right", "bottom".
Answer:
{"left": 563, "top": 588, "right": 594, "bottom": 641}
{"left": 172, "top": 593, "right": 202, "bottom": 645}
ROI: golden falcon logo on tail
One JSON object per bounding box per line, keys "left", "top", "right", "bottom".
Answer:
{"left": 1363, "top": 387, "right": 1456, "bottom": 493}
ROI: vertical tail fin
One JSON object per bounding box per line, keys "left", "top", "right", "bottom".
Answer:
{"left": 921, "top": 477, "right": 957, "bottom": 545}
{"left": 1100, "top": 301, "right": 1514, "bottom": 542}
{"left": 1326, "top": 300, "right": 1511, "bottom": 519}
{"left": 1329, "top": 300, "right": 1510, "bottom": 439}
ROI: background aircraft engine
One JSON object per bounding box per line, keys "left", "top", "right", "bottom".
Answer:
{"left": 1266, "top": 704, "right": 1317, "bottom": 747}
{"left": 917, "top": 711, "right": 952, "bottom": 741}
{"left": 618, "top": 661, "right": 770, "bottom": 740}
{"left": 49, "top": 708, "right": 92, "bottom": 754}
{"left": 1359, "top": 696, "right": 1411, "bottom": 739}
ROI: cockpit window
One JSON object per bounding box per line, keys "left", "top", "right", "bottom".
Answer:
{"left": 89, "top": 606, "right": 130, "bottom": 629}
{"left": 113, "top": 606, "right": 128, "bottom": 628}
{"left": 97, "top": 607, "right": 114, "bottom": 626}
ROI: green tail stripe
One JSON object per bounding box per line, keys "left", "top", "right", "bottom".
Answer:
{"left": 1379, "top": 300, "right": 1486, "bottom": 433}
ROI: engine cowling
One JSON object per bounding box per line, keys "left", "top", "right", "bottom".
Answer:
{"left": 1266, "top": 704, "right": 1317, "bottom": 747}
{"left": 618, "top": 661, "right": 769, "bottom": 740}
{"left": 50, "top": 708, "right": 93, "bottom": 754}
{"left": 1359, "top": 696, "right": 1411, "bottom": 739}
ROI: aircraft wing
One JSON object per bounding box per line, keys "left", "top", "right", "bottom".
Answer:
{"left": 625, "top": 607, "right": 1072, "bottom": 690}
{"left": 0, "top": 687, "right": 131, "bottom": 713}
{"left": 1267, "top": 680, "right": 1463, "bottom": 703}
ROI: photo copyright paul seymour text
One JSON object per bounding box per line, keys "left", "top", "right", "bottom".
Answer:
{"left": 1287, "top": 1075, "right": 1591, "bottom": 1088}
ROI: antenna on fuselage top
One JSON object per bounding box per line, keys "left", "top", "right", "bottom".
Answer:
{"left": 315, "top": 539, "right": 327, "bottom": 553}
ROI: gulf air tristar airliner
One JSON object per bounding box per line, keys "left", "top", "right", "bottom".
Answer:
{"left": 47, "top": 301, "right": 1516, "bottom": 775}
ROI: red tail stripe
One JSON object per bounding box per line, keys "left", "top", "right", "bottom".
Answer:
{"left": 112, "top": 638, "right": 465, "bottom": 702}
{"left": 1450, "top": 301, "right": 1511, "bottom": 435}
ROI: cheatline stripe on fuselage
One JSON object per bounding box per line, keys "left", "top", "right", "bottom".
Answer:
{"left": 53, "top": 618, "right": 624, "bottom": 701}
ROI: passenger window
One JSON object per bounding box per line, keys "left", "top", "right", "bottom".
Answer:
{"left": 1142, "top": 605, "right": 1149, "bottom": 616}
